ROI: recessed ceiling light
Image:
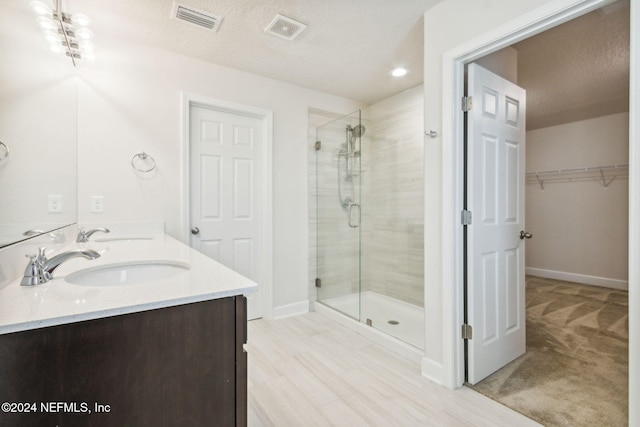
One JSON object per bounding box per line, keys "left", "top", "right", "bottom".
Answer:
{"left": 391, "top": 67, "right": 408, "bottom": 77}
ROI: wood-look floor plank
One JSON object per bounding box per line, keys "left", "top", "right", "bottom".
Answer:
{"left": 247, "top": 312, "right": 541, "bottom": 427}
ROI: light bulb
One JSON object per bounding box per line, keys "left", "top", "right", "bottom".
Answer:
{"left": 72, "top": 13, "right": 91, "bottom": 27}
{"left": 49, "top": 43, "right": 64, "bottom": 53}
{"left": 79, "top": 40, "right": 95, "bottom": 52}
{"left": 74, "top": 27, "right": 93, "bottom": 40}
{"left": 30, "top": 1, "right": 52, "bottom": 15}
{"left": 45, "top": 32, "right": 62, "bottom": 44}
{"left": 37, "top": 16, "right": 58, "bottom": 31}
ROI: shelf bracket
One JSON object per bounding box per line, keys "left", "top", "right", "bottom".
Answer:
{"left": 535, "top": 173, "right": 544, "bottom": 190}
{"left": 599, "top": 168, "right": 616, "bottom": 188}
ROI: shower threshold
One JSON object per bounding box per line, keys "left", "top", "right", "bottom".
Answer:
{"left": 316, "top": 291, "right": 424, "bottom": 361}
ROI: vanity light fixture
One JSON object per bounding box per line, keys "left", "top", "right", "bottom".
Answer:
{"left": 391, "top": 67, "right": 408, "bottom": 77}
{"left": 29, "top": 0, "right": 94, "bottom": 66}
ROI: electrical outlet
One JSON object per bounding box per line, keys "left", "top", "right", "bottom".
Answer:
{"left": 91, "top": 196, "right": 104, "bottom": 213}
{"left": 48, "top": 195, "right": 62, "bottom": 213}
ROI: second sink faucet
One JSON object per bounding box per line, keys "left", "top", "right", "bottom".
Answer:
{"left": 77, "top": 227, "right": 110, "bottom": 242}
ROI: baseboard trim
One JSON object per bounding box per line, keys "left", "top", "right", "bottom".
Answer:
{"left": 272, "top": 300, "right": 309, "bottom": 319}
{"left": 421, "top": 357, "right": 444, "bottom": 385}
{"left": 526, "top": 267, "right": 628, "bottom": 290}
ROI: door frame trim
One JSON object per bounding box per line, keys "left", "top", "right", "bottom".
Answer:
{"left": 180, "top": 93, "right": 274, "bottom": 319}
{"left": 441, "top": 0, "right": 637, "bottom": 403}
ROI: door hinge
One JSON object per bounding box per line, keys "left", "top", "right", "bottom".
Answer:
{"left": 462, "top": 96, "right": 473, "bottom": 112}
{"left": 315, "top": 140, "right": 321, "bottom": 151}
{"left": 462, "top": 324, "right": 473, "bottom": 340}
{"left": 315, "top": 278, "right": 321, "bottom": 288}
{"left": 461, "top": 210, "right": 472, "bottom": 225}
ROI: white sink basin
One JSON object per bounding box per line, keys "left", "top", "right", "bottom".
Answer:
{"left": 65, "top": 260, "right": 190, "bottom": 286}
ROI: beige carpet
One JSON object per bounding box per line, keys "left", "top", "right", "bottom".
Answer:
{"left": 468, "top": 276, "right": 628, "bottom": 426}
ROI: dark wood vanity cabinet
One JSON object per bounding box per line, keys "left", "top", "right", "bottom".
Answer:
{"left": 0, "top": 296, "right": 248, "bottom": 427}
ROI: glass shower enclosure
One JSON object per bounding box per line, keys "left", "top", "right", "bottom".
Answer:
{"left": 315, "top": 108, "right": 425, "bottom": 350}
{"left": 316, "top": 110, "right": 363, "bottom": 320}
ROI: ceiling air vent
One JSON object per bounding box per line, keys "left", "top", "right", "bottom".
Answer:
{"left": 264, "top": 14, "right": 307, "bottom": 41}
{"left": 171, "top": 2, "right": 223, "bottom": 32}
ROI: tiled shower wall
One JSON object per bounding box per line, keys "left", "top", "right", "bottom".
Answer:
{"left": 361, "top": 87, "right": 424, "bottom": 306}
{"left": 309, "top": 86, "right": 424, "bottom": 308}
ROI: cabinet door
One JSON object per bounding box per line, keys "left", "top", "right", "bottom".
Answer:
{"left": 236, "top": 296, "right": 248, "bottom": 426}
{"left": 0, "top": 297, "right": 242, "bottom": 427}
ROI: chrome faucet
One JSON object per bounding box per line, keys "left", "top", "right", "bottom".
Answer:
{"left": 21, "top": 247, "right": 100, "bottom": 286}
{"left": 76, "top": 227, "right": 110, "bottom": 242}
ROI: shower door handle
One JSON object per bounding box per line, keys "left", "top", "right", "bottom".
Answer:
{"left": 348, "top": 203, "right": 360, "bottom": 228}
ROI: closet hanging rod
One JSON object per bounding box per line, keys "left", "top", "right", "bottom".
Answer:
{"left": 525, "top": 163, "right": 628, "bottom": 177}
{"left": 526, "top": 163, "right": 628, "bottom": 189}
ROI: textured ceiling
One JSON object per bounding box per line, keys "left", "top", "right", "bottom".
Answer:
{"left": 513, "top": 1, "right": 630, "bottom": 130}
{"left": 76, "top": 0, "right": 440, "bottom": 104}
{"left": 39, "top": 1, "right": 629, "bottom": 121}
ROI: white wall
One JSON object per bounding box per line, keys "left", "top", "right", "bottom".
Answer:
{"left": 76, "top": 37, "right": 363, "bottom": 313}
{"left": 526, "top": 113, "right": 629, "bottom": 287}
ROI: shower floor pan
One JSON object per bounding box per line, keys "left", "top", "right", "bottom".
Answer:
{"left": 319, "top": 291, "right": 424, "bottom": 350}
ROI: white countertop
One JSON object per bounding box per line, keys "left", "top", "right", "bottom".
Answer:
{"left": 0, "top": 234, "right": 257, "bottom": 335}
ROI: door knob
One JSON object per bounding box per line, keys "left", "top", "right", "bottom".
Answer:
{"left": 520, "top": 230, "right": 532, "bottom": 239}
{"left": 191, "top": 227, "right": 200, "bottom": 235}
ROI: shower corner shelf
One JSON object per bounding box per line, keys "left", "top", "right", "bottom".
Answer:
{"left": 526, "top": 163, "right": 628, "bottom": 190}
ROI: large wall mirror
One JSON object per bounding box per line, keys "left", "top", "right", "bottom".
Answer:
{"left": 0, "top": 2, "right": 77, "bottom": 248}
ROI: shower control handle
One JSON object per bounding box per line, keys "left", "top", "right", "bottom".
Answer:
{"left": 348, "top": 203, "right": 360, "bottom": 228}
{"left": 191, "top": 227, "right": 200, "bottom": 235}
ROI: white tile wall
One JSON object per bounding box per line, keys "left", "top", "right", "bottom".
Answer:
{"left": 362, "top": 97, "right": 424, "bottom": 306}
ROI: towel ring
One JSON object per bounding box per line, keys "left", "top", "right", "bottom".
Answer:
{"left": 131, "top": 152, "right": 156, "bottom": 173}
{"left": 0, "top": 141, "right": 9, "bottom": 161}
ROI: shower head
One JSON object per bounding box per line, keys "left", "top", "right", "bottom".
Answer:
{"left": 346, "top": 124, "right": 365, "bottom": 156}
{"left": 351, "top": 124, "right": 366, "bottom": 139}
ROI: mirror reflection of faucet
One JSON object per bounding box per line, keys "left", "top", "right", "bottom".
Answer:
{"left": 76, "top": 227, "right": 110, "bottom": 243}
{"left": 21, "top": 247, "right": 101, "bottom": 286}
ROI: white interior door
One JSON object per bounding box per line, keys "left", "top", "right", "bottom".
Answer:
{"left": 467, "top": 63, "right": 527, "bottom": 384}
{"left": 190, "top": 104, "right": 263, "bottom": 319}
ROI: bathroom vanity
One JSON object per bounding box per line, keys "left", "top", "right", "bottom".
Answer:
{"left": 0, "top": 231, "right": 256, "bottom": 427}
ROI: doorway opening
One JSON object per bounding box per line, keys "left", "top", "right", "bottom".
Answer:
{"left": 456, "top": 1, "right": 630, "bottom": 424}
{"left": 181, "top": 93, "right": 274, "bottom": 320}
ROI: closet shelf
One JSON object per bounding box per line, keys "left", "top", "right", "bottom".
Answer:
{"left": 526, "top": 163, "right": 628, "bottom": 190}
